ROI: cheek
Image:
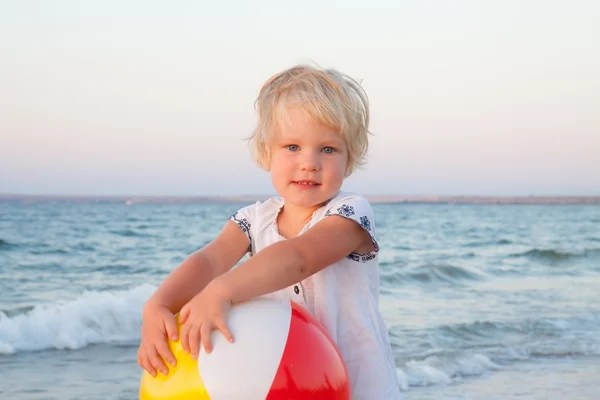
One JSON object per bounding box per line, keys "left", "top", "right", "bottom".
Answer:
{"left": 270, "top": 154, "right": 292, "bottom": 179}
{"left": 334, "top": 154, "right": 349, "bottom": 174}
{"left": 321, "top": 157, "right": 346, "bottom": 180}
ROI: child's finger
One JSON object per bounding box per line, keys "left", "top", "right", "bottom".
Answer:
{"left": 180, "top": 321, "right": 191, "bottom": 354}
{"left": 189, "top": 323, "right": 202, "bottom": 359}
{"left": 140, "top": 347, "right": 157, "bottom": 377}
{"left": 146, "top": 344, "right": 169, "bottom": 376}
{"left": 156, "top": 338, "right": 176, "bottom": 367}
{"left": 200, "top": 322, "right": 214, "bottom": 354}
{"left": 179, "top": 304, "right": 190, "bottom": 325}
{"left": 163, "top": 314, "right": 179, "bottom": 342}
{"left": 213, "top": 316, "right": 234, "bottom": 344}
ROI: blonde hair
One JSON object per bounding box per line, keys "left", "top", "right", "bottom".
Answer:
{"left": 248, "top": 64, "right": 370, "bottom": 176}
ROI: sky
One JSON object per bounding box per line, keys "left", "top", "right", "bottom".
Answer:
{"left": 1, "top": 0, "right": 599, "bottom": 197}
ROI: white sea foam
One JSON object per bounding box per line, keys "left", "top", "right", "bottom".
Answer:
{"left": 396, "top": 353, "right": 502, "bottom": 390}
{"left": 0, "top": 284, "right": 156, "bottom": 354}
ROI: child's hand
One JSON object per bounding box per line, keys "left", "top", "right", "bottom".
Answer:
{"left": 137, "top": 305, "right": 179, "bottom": 377}
{"left": 179, "top": 281, "right": 234, "bottom": 359}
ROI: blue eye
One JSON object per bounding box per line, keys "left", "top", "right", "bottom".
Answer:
{"left": 287, "top": 145, "right": 299, "bottom": 151}
{"left": 322, "top": 147, "right": 335, "bottom": 154}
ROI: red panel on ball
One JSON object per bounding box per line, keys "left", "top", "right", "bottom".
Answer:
{"left": 266, "top": 301, "right": 351, "bottom": 399}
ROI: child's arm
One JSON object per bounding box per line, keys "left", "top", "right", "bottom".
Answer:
{"left": 144, "top": 220, "right": 251, "bottom": 315}
{"left": 179, "top": 214, "right": 373, "bottom": 356}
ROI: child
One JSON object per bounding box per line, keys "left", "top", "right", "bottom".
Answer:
{"left": 138, "top": 64, "right": 402, "bottom": 399}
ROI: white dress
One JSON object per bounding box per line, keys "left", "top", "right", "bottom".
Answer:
{"left": 230, "top": 190, "right": 402, "bottom": 399}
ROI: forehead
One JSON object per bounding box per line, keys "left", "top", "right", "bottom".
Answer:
{"left": 274, "top": 107, "right": 345, "bottom": 145}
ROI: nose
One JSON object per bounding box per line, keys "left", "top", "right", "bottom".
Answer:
{"left": 300, "top": 150, "right": 321, "bottom": 172}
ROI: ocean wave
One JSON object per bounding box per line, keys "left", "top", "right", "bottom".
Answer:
{"left": 395, "top": 343, "right": 599, "bottom": 390}
{"left": 110, "top": 229, "right": 153, "bottom": 238}
{"left": 437, "top": 314, "right": 600, "bottom": 344}
{"left": 0, "top": 238, "right": 17, "bottom": 251}
{"left": 24, "top": 242, "right": 99, "bottom": 255}
{"left": 393, "top": 313, "right": 600, "bottom": 390}
{"left": 396, "top": 353, "right": 502, "bottom": 390}
{"left": 0, "top": 306, "right": 35, "bottom": 318}
{"left": 0, "top": 284, "right": 156, "bottom": 354}
{"left": 88, "top": 264, "right": 154, "bottom": 274}
{"left": 30, "top": 248, "right": 70, "bottom": 255}
{"left": 509, "top": 248, "right": 600, "bottom": 262}
{"left": 382, "top": 263, "right": 486, "bottom": 285}
{"left": 426, "top": 314, "right": 600, "bottom": 370}
{"left": 461, "top": 238, "right": 513, "bottom": 248}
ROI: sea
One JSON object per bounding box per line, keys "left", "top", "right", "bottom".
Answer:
{"left": 1, "top": 199, "right": 599, "bottom": 399}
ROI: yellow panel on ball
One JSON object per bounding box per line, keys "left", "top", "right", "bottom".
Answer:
{"left": 139, "top": 316, "right": 210, "bottom": 400}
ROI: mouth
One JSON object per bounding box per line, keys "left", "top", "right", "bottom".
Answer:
{"left": 292, "top": 180, "right": 321, "bottom": 187}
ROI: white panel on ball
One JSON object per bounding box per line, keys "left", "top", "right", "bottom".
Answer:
{"left": 197, "top": 298, "right": 292, "bottom": 400}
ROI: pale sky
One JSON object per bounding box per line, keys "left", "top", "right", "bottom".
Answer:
{"left": 1, "top": 0, "right": 599, "bottom": 196}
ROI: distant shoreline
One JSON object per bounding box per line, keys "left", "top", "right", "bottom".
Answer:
{"left": 1, "top": 193, "right": 599, "bottom": 205}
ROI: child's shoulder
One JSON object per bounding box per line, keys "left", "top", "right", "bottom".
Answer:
{"left": 322, "top": 190, "right": 375, "bottom": 217}
{"left": 315, "top": 191, "right": 378, "bottom": 243}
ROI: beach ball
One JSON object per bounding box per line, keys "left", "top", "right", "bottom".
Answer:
{"left": 139, "top": 298, "right": 350, "bottom": 400}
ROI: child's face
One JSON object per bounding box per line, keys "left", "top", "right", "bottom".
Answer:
{"left": 269, "top": 107, "right": 349, "bottom": 208}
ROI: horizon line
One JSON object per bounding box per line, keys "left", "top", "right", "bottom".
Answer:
{"left": 1, "top": 192, "right": 599, "bottom": 205}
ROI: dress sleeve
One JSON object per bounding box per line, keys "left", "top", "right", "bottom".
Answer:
{"left": 229, "top": 202, "right": 256, "bottom": 254}
{"left": 324, "top": 194, "right": 379, "bottom": 262}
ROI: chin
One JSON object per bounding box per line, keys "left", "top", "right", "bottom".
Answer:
{"left": 287, "top": 190, "right": 338, "bottom": 208}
